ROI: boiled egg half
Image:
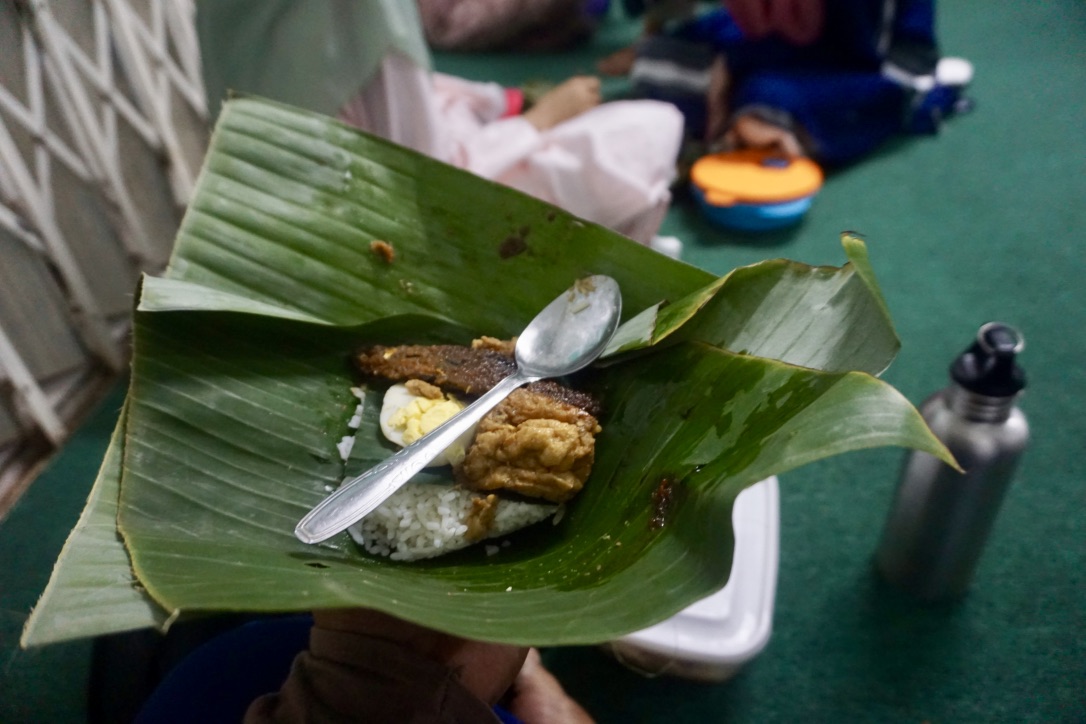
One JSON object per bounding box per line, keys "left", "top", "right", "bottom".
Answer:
{"left": 379, "top": 383, "right": 478, "bottom": 467}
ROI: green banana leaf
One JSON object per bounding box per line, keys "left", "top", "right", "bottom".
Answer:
{"left": 23, "top": 98, "right": 954, "bottom": 647}
{"left": 21, "top": 401, "right": 171, "bottom": 645}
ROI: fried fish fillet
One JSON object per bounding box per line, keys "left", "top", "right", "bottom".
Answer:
{"left": 354, "top": 342, "right": 601, "bottom": 416}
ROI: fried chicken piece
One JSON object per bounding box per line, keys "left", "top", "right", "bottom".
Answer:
{"left": 455, "top": 388, "right": 600, "bottom": 503}
{"left": 404, "top": 379, "right": 443, "bottom": 400}
{"left": 464, "top": 494, "right": 499, "bottom": 542}
{"left": 471, "top": 336, "right": 517, "bottom": 355}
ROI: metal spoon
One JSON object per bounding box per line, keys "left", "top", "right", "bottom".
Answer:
{"left": 294, "top": 275, "right": 622, "bottom": 545}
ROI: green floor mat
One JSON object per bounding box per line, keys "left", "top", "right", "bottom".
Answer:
{"left": 2, "top": 1, "right": 1083, "bottom": 721}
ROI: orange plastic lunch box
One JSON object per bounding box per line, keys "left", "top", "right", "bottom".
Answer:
{"left": 690, "top": 149, "right": 823, "bottom": 231}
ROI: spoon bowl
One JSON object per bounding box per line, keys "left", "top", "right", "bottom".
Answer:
{"left": 294, "top": 275, "right": 622, "bottom": 544}
{"left": 516, "top": 276, "right": 622, "bottom": 377}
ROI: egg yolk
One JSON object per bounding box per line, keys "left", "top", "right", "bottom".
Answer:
{"left": 388, "top": 395, "right": 467, "bottom": 460}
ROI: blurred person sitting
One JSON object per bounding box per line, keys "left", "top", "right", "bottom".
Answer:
{"left": 198, "top": 0, "right": 683, "bottom": 245}
{"left": 601, "top": 0, "right": 972, "bottom": 167}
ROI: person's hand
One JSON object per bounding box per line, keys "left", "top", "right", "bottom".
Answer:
{"left": 314, "top": 609, "right": 527, "bottom": 706}
{"left": 523, "top": 76, "right": 602, "bottom": 130}
{"left": 723, "top": 0, "right": 825, "bottom": 46}
{"left": 725, "top": 112, "right": 805, "bottom": 157}
{"left": 596, "top": 45, "right": 638, "bottom": 76}
{"left": 705, "top": 54, "right": 731, "bottom": 144}
{"left": 505, "top": 648, "right": 595, "bottom": 723}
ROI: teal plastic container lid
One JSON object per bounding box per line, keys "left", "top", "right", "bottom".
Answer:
{"left": 692, "top": 186, "right": 816, "bottom": 231}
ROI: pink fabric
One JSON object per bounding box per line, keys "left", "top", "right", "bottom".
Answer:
{"left": 493, "top": 100, "right": 681, "bottom": 241}
{"left": 338, "top": 53, "right": 683, "bottom": 244}
{"left": 503, "top": 87, "right": 525, "bottom": 117}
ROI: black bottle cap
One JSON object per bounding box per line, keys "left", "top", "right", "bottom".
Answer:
{"left": 950, "top": 322, "right": 1026, "bottom": 397}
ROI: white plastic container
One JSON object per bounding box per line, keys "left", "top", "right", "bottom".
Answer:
{"left": 602, "top": 477, "right": 780, "bottom": 682}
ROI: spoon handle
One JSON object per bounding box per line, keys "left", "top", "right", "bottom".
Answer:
{"left": 295, "top": 372, "right": 536, "bottom": 544}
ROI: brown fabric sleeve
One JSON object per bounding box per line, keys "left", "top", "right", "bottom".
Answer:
{"left": 244, "top": 627, "right": 501, "bottom": 723}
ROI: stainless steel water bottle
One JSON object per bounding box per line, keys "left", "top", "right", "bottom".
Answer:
{"left": 875, "top": 322, "right": 1029, "bottom": 600}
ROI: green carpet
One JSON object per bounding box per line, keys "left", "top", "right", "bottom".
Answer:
{"left": 2, "top": 1, "right": 1083, "bottom": 721}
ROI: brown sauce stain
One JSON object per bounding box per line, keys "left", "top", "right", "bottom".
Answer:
{"left": 499, "top": 226, "right": 531, "bottom": 259}
{"left": 499, "top": 235, "right": 528, "bottom": 259}
{"left": 650, "top": 477, "right": 675, "bottom": 530}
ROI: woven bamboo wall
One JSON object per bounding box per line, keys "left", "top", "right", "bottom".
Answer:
{"left": 0, "top": 0, "right": 208, "bottom": 512}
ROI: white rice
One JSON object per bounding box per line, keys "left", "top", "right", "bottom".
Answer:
{"left": 338, "top": 389, "right": 367, "bottom": 461}
{"left": 340, "top": 384, "right": 556, "bottom": 560}
{"left": 348, "top": 483, "right": 557, "bottom": 561}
